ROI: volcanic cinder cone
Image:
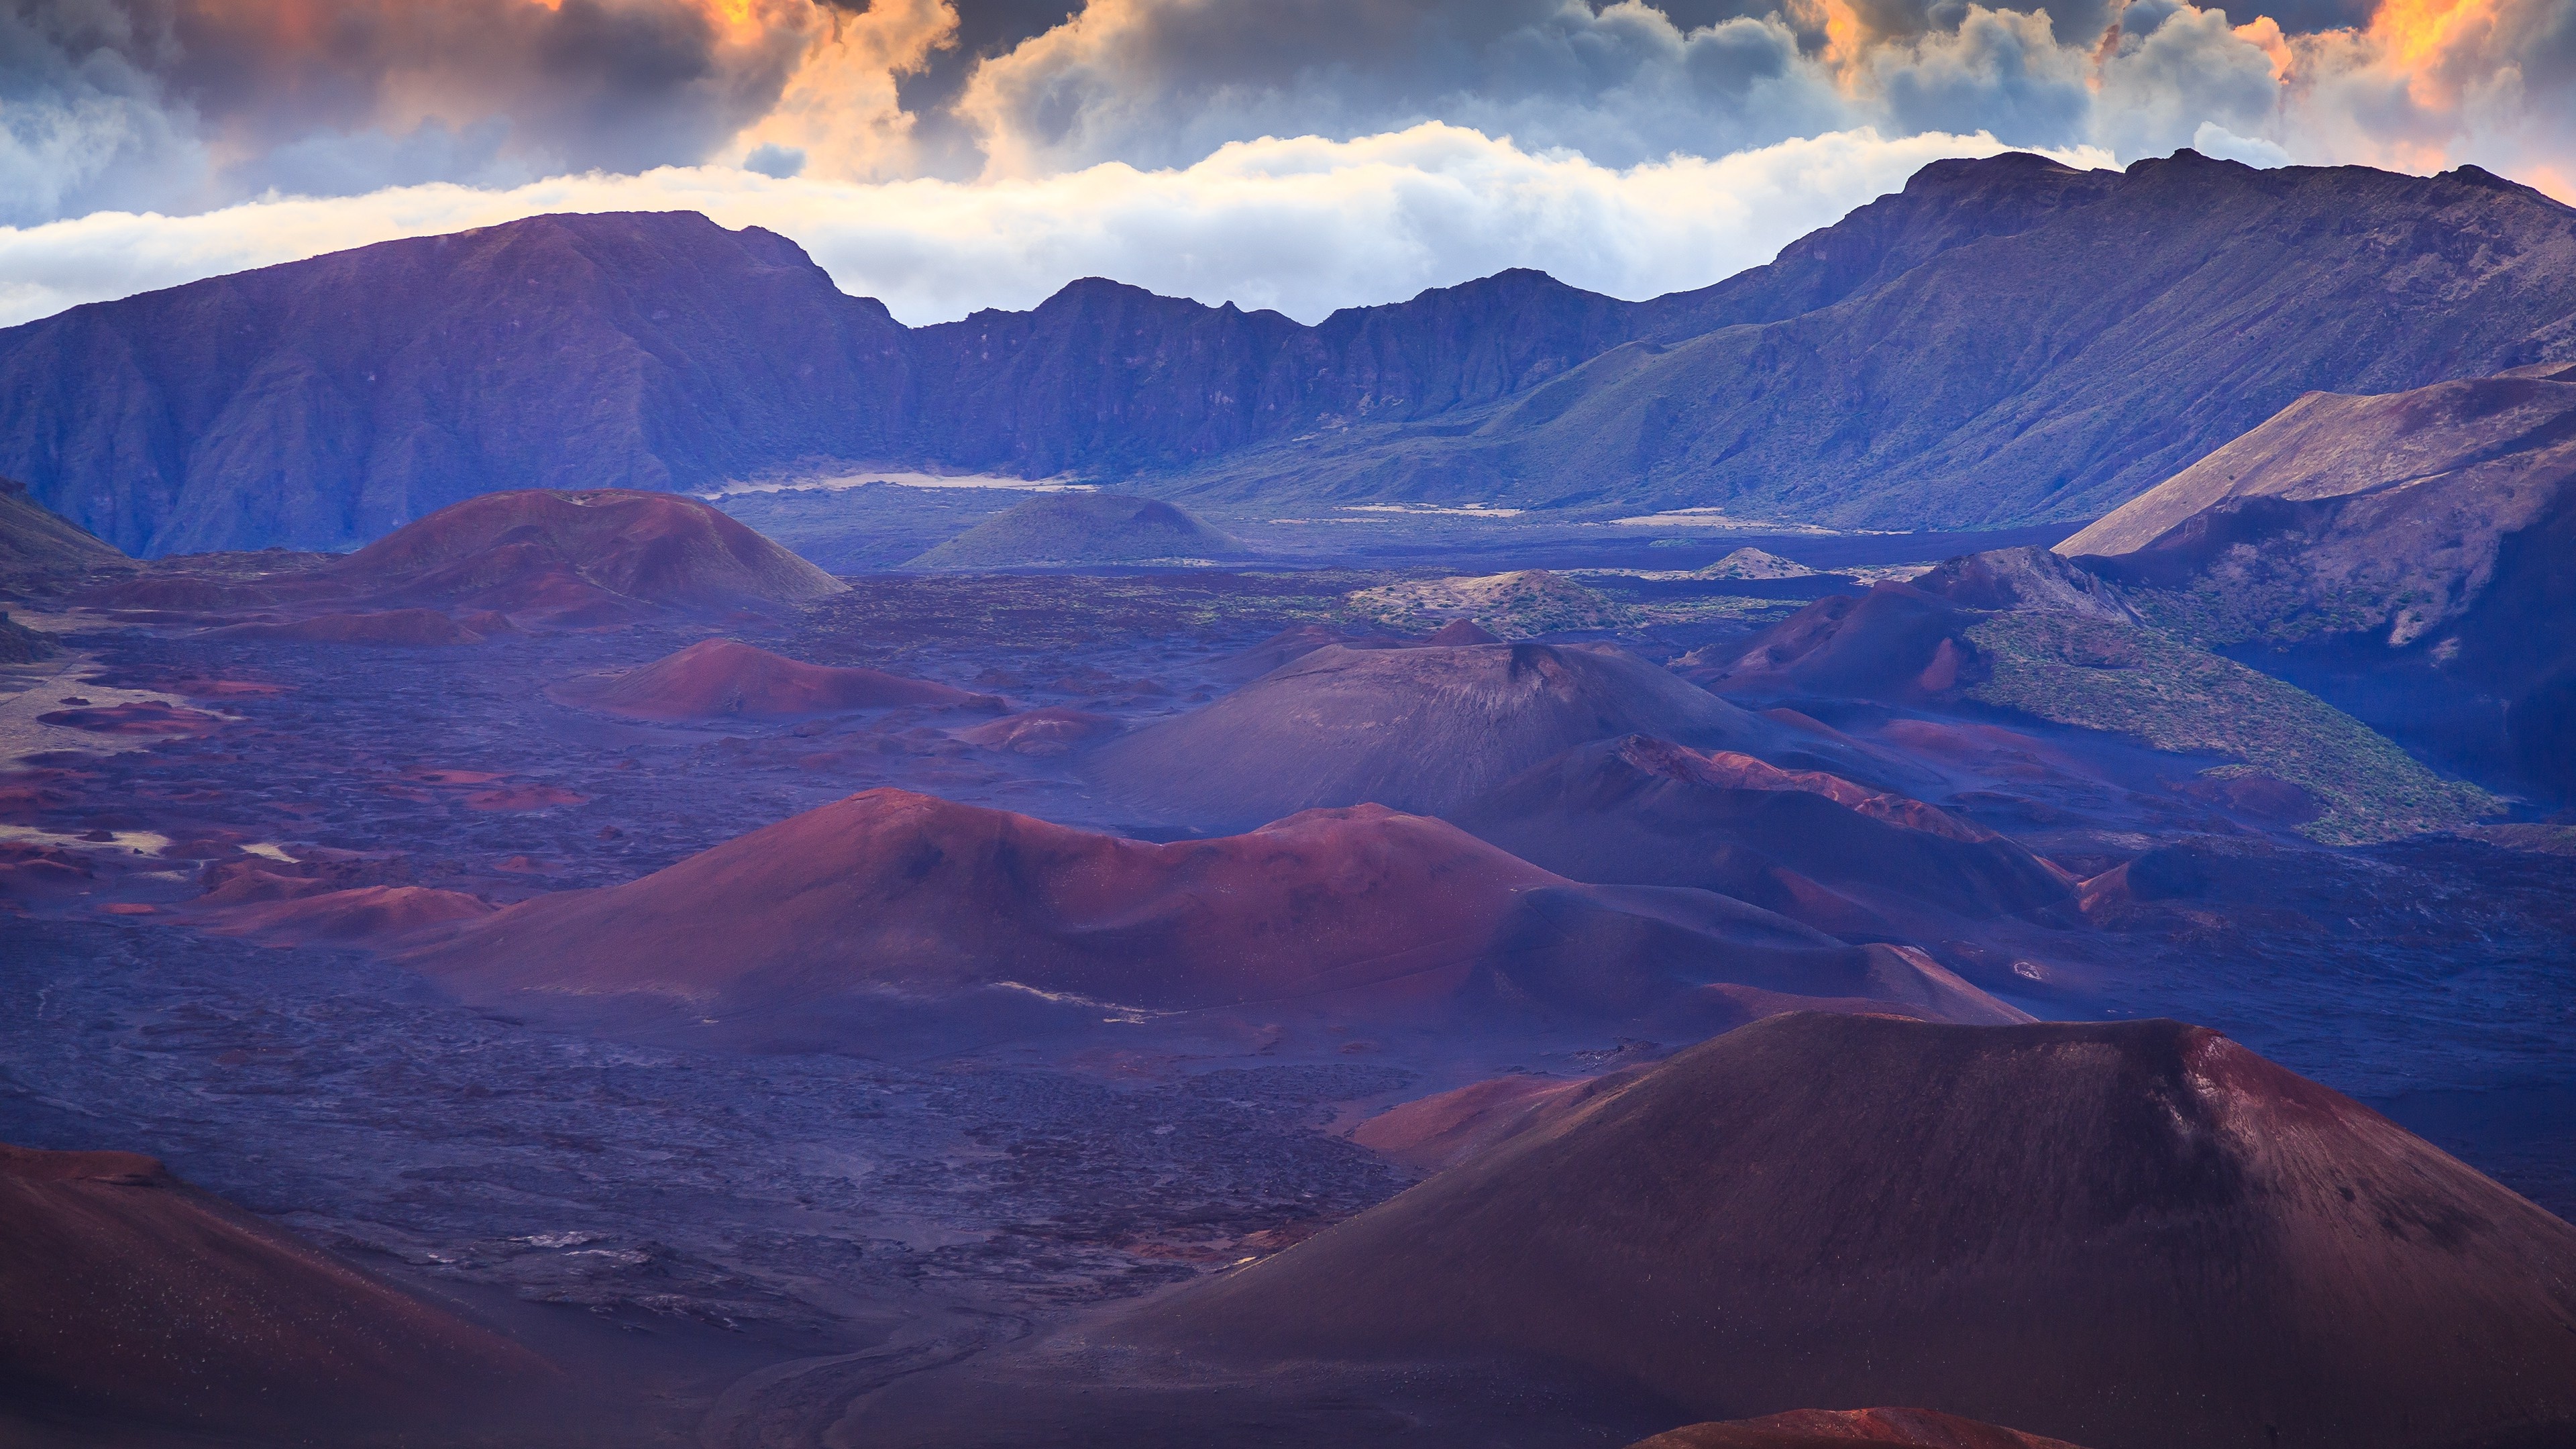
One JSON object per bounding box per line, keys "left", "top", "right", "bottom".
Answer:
{"left": 553, "top": 638, "right": 994, "bottom": 720}
{"left": 326, "top": 488, "right": 841, "bottom": 614}
{"left": 400, "top": 790, "right": 2021, "bottom": 1037}
{"left": 1135, "top": 1013, "right": 2576, "bottom": 1449}
{"left": 1452, "top": 735, "right": 2076, "bottom": 932}
{"left": 0, "top": 1142, "right": 549, "bottom": 1440}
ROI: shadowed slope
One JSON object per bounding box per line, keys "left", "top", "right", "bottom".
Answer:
{"left": 1452, "top": 736, "right": 2076, "bottom": 933}
{"left": 401, "top": 790, "right": 2019, "bottom": 1036}
{"left": 1137, "top": 1014, "right": 2576, "bottom": 1449}
{"left": 0, "top": 1142, "right": 549, "bottom": 1440}
{"left": 2060, "top": 368, "right": 2576, "bottom": 792}
{"left": 1177, "top": 153, "right": 2576, "bottom": 528}
{"left": 0, "top": 476, "right": 129, "bottom": 591}
{"left": 1092, "top": 642, "right": 1897, "bottom": 828}
{"left": 0, "top": 212, "right": 912, "bottom": 555}
{"left": 554, "top": 638, "right": 992, "bottom": 720}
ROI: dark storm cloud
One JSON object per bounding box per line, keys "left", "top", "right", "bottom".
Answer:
{"left": 0, "top": 0, "right": 808, "bottom": 219}
{"left": 896, "top": 0, "right": 1085, "bottom": 174}
{"left": 957, "top": 0, "right": 1850, "bottom": 175}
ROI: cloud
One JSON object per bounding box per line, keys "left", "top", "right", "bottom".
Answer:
{"left": 0, "top": 0, "right": 2567, "bottom": 329}
{"left": 0, "top": 122, "right": 2109, "bottom": 328}
{"left": 953, "top": 0, "right": 1855, "bottom": 176}
{"left": 0, "top": 0, "right": 821, "bottom": 218}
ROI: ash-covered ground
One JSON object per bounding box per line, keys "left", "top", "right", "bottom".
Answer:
{"left": 5, "top": 556, "right": 2572, "bottom": 1443}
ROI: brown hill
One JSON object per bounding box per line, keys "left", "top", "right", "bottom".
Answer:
{"left": 1910, "top": 547, "right": 2135, "bottom": 622}
{"left": 1452, "top": 736, "right": 2076, "bottom": 934}
{"left": 197, "top": 885, "right": 494, "bottom": 948}
{"left": 1632, "top": 1408, "right": 2089, "bottom": 1449}
{"left": 400, "top": 790, "right": 2019, "bottom": 1037}
{"left": 1134, "top": 1013, "right": 2576, "bottom": 1449}
{"left": 325, "top": 488, "right": 841, "bottom": 613}
{"left": 0, "top": 1141, "right": 548, "bottom": 1440}
{"left": 1091, "top": 641, "right": 1900, "bottom": 828}
{"left": 78, "top": 489, "right": 841, "bottom": 633}
{"left": 553, "top": 638, "right": 994, "bottom": 720}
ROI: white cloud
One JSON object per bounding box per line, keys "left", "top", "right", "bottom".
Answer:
{"left": 2192, "top": 120, "right": 2294, "bottom": 165}
{"left": 0, "top": 121, "right": 2111, "bottom": 329}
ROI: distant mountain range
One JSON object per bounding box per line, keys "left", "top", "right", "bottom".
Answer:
{"left": 6, "top": 150, "right": 2574, "bottom": 555}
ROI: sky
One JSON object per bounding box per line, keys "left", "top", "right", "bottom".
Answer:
{"left": 1, "top": 0, "right": 2568, "bottom": 327}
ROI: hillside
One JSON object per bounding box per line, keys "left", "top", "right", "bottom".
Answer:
{"left": 1089, "top": 641, "right": 1898, "bottom": 827}
{"left": 0, "top": 476, "right": 130, "bottom": 592}
{"left": 2060, "top": 368, "right": 2576, "bottom": 792}
{"left": 1170, "top": 154, "right": 2576, "bottom": 527}
{"left": 9, "top": 152, "right": 2574, "bottom": 553}
{"left": 0, "top": 213, "right": 913, "bottom": 555}
{"left": 1130, "top": 1014, "right": 2576, "bottom": 1449}
{"left": 399, "top": 789, "right": 2020, "bottom": 1038}
{"left": 0, "top": 1141, "right": 547, "bottom": 1439}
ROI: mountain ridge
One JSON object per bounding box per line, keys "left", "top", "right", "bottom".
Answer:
{"left": 8, "top": 150, "right": 2574, "bottom": 555}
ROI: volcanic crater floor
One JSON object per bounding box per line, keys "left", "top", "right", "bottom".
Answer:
{"left": 3, "top": 565, "right": 2573, "bottom": 1446}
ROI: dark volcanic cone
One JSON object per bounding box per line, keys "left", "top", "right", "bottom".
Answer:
{"left": 0, "top": 1142, "right": 549, "bottom": 1440}
{"left": 1092, "top": 641, "right": 1899, "bottom": 828}
{"left": 1683, "top": 582, "right": 1978, "bottom": 702}
{"left": 1452, "top": 735, "right": 2076, "bottom": 932}
{"left": 1135, "top": 1014, "right": 2576, "bottom": 1449}
{"left": 553, "top": 637, "right": 994, "bottom": 720}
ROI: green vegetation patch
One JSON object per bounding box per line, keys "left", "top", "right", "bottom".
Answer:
{"left": 1620, "top": 595, "right": 1805, "bottom": 629}
{"left": 1348, "top": 570, "right": 1633, "bottom": 636}
{"left": 1962, "top": 612, "right": 2498, "bottom": 845}
{"left": 2122, "top": 554, "right": 2394, "bottom": 649}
